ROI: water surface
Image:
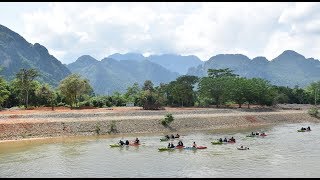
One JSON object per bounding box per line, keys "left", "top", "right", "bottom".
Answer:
{"left": 0, "top": 122, "right": 319, "bottom": 178}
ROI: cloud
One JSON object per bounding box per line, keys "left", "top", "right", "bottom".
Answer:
{"left": 9, "top": 2, "right": 320, "bottom": 64}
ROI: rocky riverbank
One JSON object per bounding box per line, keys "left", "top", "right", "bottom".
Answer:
{"left": 0, "top": 106, "right": 319, "bottom": 142}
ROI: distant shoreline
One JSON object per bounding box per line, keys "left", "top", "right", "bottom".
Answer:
{"left": 0, "top": 106, "right": 319, "bottom": 142}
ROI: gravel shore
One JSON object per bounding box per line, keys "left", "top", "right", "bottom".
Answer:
{"left": 0, "top": 106, "right": 319, "bottom": 141}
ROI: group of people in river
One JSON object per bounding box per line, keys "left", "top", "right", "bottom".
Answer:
{"left": 218, "top": 137, "right": 236, "bottom": 143}
{"left": 251, "top": 132, "right": 260, "bottom": 136}
{"left": 118, "top": 138, "right": 140, "bottom": 146}
{"left": 167, "top": 140, "right": 184, "bottom": 148}
{"left": 164, "top": 134, "right": 180, "bottom": 139}
{"left": 301, "top": 126, "right": 311, "bottom": 131}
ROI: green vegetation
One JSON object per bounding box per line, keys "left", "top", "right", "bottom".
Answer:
{"left": 95, "top": 122, "right": 101, "bottom": 135}
{"left": 161, "top": 113, "right": 174, "bottom": 127}
{"left": 0, "top": 68, "right": 319, "bottom": 112}
{"left": 107, "top": 120, "right": 118, "bottom": 134}
{"left": 58, "top": 73, "right": 93, "bottom": 108}
{"left": 14, "top": 68, "right": 40, "bottom": 109}
{"left": 308, "top": 107, "right": 319, "bottom": 118}
{"left": 0, "top": 77, "right": 9, "bottom": 109}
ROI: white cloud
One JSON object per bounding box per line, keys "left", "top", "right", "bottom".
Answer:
{"left": 2, "top": 2, "right": 320, "bottom": 64}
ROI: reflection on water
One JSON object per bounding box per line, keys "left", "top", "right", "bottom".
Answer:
{"left": 0, "top": 122, "right": 319, "bottom": 177}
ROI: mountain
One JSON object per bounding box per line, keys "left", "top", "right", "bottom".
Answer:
{"left": 146, "top": 54, "right": 203, "bottom": 74}
{"left": 67, "top": 57, "right": 179, "bottom": 95}
{"left": 107, "top": 52, "right": 145, "bottom": 61}
{"left": 0, "top": 24, "right": 71, "bottom": 87}
{"left": 187, "top": 50, "right": 320, "bottom": 88}
{"left": 107, "top": 52, "right": 203, "bottom": 75}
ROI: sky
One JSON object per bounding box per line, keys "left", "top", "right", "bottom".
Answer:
{"left": 1, "top": 2, "right": 320, "bottom": 64}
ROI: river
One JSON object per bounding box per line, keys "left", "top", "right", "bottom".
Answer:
{"left": 0, "top": 122, "right": 319, "bottom": 178}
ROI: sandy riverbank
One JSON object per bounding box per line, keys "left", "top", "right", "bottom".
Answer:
{"left": 0, "top": 106, "right": 319, "bottom": 142}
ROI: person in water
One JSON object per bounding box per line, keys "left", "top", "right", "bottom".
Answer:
{"left": 134, "top": 138, "right": 140, "bottom": 144}
{"left": 192, "top": 142, "right": 197, "bottom": 148}
{"left": 170, "top": 143, "right": 175, "bottom": 148}
{"left": 171, "top": 134, "right": 175, "bottom": 139}
{"left": 167, "top": 143, "right": 171, "bottom": 148}
{"left": 251, "top": 132, "right": 255, "bottom": 135}
{"left": 165, "top": 135, "right": 170, "bottom": 139}
{"left": 119, "top": 140, "right": 124, "bottom": 145}
{"left": 307, "top": 126, "right": 311, "bottom": 131}
{"left": 177, "top": 140, "right": 183, "bottom": 146}
{"left": 219, "top": 138, "right": 223, "bottom": 142}
{"left": 125, "top": 140, "right": 129, "bottom": 145}
{"left": 224, "top": 138, "right": 228, "bottom": 142}
{"left": 175, "top": 134, "right": 180, "bottom": 138}
{"left": 229, "top": 137, "right": 235, "bottom": 142}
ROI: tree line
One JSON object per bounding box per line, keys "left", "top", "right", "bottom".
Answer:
{"left": 0, "top": 68, "right": 319, "bottom": 110}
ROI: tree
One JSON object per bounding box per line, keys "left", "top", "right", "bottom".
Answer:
{"left": 124, "top": 82, "right": 141, "bottom": 105}
{"left": 306, "top": 81, "right": 320, "bottom": 105}
{"left": 58, "top": 73, "right": 93, "bottom": 107}
{"left": 139, "top": 80, "right": 164, "bottom": 110}
{"left": 229, "top": 77, "right": 249, "bottom": 108}
{"left": 142, "top": 80, "right": 154, "bottom": 91}
{"left": 0, "top": 77, "right": 10, "bottom": 108}
{"left": 35, "top": 83, "right": 56, "bottom": 110}
{"left": 198, "top": 76, "right": 232, "bottom": 107}
{"left": 207, "top": 68, "right": 238, "bottom": 78}
{"left": 166, "top": 75, "right": 199, "bottom": 107}
{"left": 245, "top": 78, "right": 277, "bottom": 107}
{"left": 15, "top": 68, "right": 40, "bottom": 108}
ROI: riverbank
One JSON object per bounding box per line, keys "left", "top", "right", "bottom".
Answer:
{"left": 0, "top": 106, "right": 319, "bottom": 142}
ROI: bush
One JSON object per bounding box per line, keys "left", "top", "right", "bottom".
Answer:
{"left": 161, "top": 113, "right": 174, "bottom": 127}
{"left": 95, "top": 123, "right": 101, "bottom": 135}
{"left": 107, "top": 120, "right": 118, "bottom": 134}
{"left": 308, "top": 107, "right": 319, "bottom": 118}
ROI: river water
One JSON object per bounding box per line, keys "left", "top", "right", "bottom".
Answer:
{"left": 0, "top": 122, "right": 319, "bottom": 178}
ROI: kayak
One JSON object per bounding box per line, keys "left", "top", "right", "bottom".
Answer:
{"left": 228, "top": 140, "right": 236, "bottom": 143}
{"left": 184, "top": 146, "right": 207, "bottom": 150}
{"left": 160, "top": 138, "right": 169, "bottom": 141}
{"left": 260, "top": 134, "right": 267, "bottom": 136}
{"left": 211, "top": 141, "right": 223, "bottom": 145}
{"left": 110, "top": 144, "right": 122, "bottom": 147}
{"left": 129, "top": 143, "right": 140, "bottom": 146}
{"left": 175, "top": 145, "right": 185, "bottom": 149}
{"left": 196, "top": 146, "right": 207, "bottom": 149}
{"left": 297, "top": 129, "right": 311, "bottom": 132}
{"left": 246, "top": 134, "right": 256, "bottom": 137}
{"left": 237, "top": 147, "right": 249, "bottom": 150}
{"left": 158, "top": 147, "right": 175, "bottom": 151}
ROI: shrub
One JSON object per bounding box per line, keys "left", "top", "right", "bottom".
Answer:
{"left": 308, "top": 107, "right": 319, "bottom": 118}
{"left": 107, "top": 120, "right": 118, "bottom": 134}
{"left": 95, "top": 123, "right": 101, "bottom": 135}
{"left": 161, "top": 113, "right": 174, "bottom": 127}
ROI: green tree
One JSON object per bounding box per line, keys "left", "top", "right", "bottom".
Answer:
{"left": 306, "top": 81, "right": 320, "bottom": 105}
{"left": 139, "top": 80, "right": 164, "bottom": 110}
{"left": 124, "top": 82, "right": 141, "bottom": 105}
{"left": 142, "top": 80, "right": 154, "bottom": 91}
{"left": 58, "top": 73, "right": 93, "bottom": 107}
{"left": 35, "top": 83, "right": 56, "bottom": 110}
{"left": 0, "top": 77, "right": 10, "bottom": 108}
{"left": 229, "top": 77, "right": 249, "bottom": 108}
{"left": 207, "top": 68, "right": 238, "bottom": 78}
{"left": 166, "top": 75, "right": 199, "bottom": 107}
{"left": 198, "top": 76, "right": 232, "bottom": 107}
{"left": 245, "top": 78, "right": 277, "bottom": 107}
{"left": 14, "top": 68, "right": 40, "bottom": 108}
